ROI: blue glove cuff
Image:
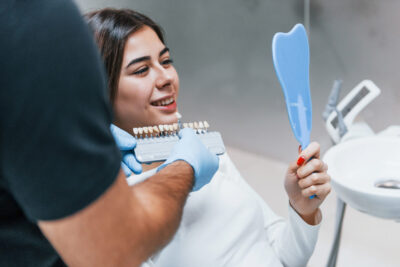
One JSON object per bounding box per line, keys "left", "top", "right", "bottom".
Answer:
{"left": 157, "top": 128, "right": 219, "bottom": 191}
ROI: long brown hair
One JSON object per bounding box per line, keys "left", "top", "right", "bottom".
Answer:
{"left": 85, "top": 9, "right": 165, "bottom": 103}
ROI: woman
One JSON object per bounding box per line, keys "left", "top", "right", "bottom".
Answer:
{"left": 85, "top": 9, "right": 331, "bottom": 267}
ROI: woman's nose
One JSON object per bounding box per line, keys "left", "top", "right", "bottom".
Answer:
{"left": 155, "top": 67, "right": 173, "bottom": 90}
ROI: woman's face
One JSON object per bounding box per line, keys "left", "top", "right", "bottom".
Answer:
{"left": 114, "top": 26, "right": 179, "bottom": 132}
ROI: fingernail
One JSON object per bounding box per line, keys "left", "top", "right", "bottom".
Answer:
{"left": 297, "top": 156, "right": 306, "bottom": 166}
{"left": 298, "top": 145, "right": 302, "bottom": 153}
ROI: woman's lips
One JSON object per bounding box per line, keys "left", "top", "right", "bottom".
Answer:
{"left": 153, "top": 100, "right": 177, "bottom": 111}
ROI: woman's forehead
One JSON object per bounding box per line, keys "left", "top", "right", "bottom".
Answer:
{"left": 123, "top": 26, "right": 165, "bottom": 60}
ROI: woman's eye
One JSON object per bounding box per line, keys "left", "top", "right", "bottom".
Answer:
{"left": 132, "top": 67, "right": 149, "bottom": 75}
{"left": 161, "top": 58, "right": 173, "bottom": 66}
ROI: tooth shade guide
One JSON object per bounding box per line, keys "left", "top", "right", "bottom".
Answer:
{"left": 133, "top": 128, "right": 139, "bottom": 138}
{"left": 199, "top": 121, "right": 206, "bottom": 133}
{"left": 199, "top": 121, "right": 204, "bottom": 133}
{"left": 165, "top": 125, "right": 170, "bottom": 136}
{"left": 153, "top": 126, "right": 160, "bottom": 136}
{"left": 138, "top": 127, "right": 144, "bottom": 137}
{"left": 134, "top": 127, "right": 225, "bottom": 163}
{"left": 159, "top": 125, "right": 164, "bottom": 135}
{"left": 173, "top": 123, "right": 178, "bottom": 132}
{"left": 204, "top": 121, "right": 210, "bottom": 131}
{"left": 143, "top": 127, "right": 149, "bottom": 137}
{"left": 196, "top": 122, "right": 203, "bottom": 133}
{"left": 134, "top": 121, "right": 212, "bottom": 139}
{"left": 198, "top": 121, "right": 204, "bottom": 133}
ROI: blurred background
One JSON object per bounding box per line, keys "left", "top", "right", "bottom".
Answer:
{"left": 75, "top": 1, "right": 400, "bottom": 266}
{"left": 76, "top": 0, "right": 400, "bottom": 162}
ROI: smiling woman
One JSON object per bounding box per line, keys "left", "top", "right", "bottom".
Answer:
{"left": 85, "top": 8, "right": 331, "bottom": 267}
{"left": 116, "top": 27, "right": 179, "bottom": 130}
{"left": 86, "top": 9, "right": 179, "bottom": 132}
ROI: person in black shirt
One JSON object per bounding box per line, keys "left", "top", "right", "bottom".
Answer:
{"left": 0, "top": 1, "right": 218, "bottom": 266}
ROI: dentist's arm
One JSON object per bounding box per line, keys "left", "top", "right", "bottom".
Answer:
{"left": 39, "top": 129, "right": 219, "bottom": 267}
{"left": 39, "top": 164, "right": 191, "bottom": 267}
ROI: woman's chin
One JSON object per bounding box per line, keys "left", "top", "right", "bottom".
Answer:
{"left": 158, "top": 115, "right": 178, "bottom": 125}
{"left": 129, "top": 114, "right": 179, "bottom": 129}
{"left": 143, "top": 115, "right": 178, "bottom": 127}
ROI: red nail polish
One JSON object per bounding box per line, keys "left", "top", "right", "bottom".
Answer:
{"left": 297, "top": 156, "right": 305, "bottom": 166}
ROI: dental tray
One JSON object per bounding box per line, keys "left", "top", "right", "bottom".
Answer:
{"left": 133, "top": 121, "right": 226, "bottom": 163}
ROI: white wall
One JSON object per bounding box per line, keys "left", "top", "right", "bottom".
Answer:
{"left": 75, "top": 0, "right": 400, "bottom": 162}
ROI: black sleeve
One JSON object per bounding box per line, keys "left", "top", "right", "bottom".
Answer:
{"left": 0, "top": 0, "right": 121, "bottom": 221}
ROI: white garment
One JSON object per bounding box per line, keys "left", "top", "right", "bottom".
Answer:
{"left": 128, "top": 153, "right": 320, "bottom": 267}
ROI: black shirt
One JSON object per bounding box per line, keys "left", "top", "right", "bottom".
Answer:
{"left": 0, "top": 0, "right": 121, "bottom": 265}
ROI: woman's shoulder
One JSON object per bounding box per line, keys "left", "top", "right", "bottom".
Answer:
{"left": 217, "top": 152, "right": 245, "bottom": 180}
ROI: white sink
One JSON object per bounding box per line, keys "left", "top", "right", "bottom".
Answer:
{"left": 323, "top": 136, "right": 400, "bottom": 220}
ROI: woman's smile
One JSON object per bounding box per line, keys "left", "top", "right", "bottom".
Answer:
{"left": 150, "top": 95, "right": 177, "bottom": 112}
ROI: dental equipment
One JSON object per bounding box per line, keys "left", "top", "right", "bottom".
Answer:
{"left": 322, "top": 80, "right": 343, "bottom": 121}
{"left": 324, "top": 80, "right": 381, "bottom": 144}
{"left": 375, "top": 179, "right": 400, "bottom": 189}
{"left": 322, "top": 80, "right": 388, "bottom": 267}
{"left": 323, "top": 80, "right": 348, "bottom": 140}
{"left": 133, "top": 121, "right": 225, "bottom": 163}
{"left": 272, "top": 23, "right": 315, "bottom": 199}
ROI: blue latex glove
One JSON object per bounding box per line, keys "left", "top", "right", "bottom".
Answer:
{"left": 110, "top": 124, "right": 142, "bottom": 176}
{"left": 158, "top": 128, "right": 219, "bottom": 191}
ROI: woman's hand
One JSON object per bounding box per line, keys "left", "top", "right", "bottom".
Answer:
{"left": 284, "top": 142, "right": 331, "bottom": 225}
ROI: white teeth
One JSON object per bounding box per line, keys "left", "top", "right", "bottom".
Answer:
{"left": 152, "top": 97, "right": 174, "bottom": 106}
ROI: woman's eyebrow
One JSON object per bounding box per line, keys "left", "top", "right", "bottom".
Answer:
{"left": 159, "top": 47, "right": 169, "bottom": 56}
{"left": 126, "top": 56, "right": 151, "bottom": 68}
{"left": 125, "top": 47, "right": 169, "bottom": 68}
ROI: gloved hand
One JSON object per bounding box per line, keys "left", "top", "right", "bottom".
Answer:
{"left": 110, "top": 124, "right": 142, "bottom": 176}
{"left": 158, "top": 128, "right": 219, "bottom": 191}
